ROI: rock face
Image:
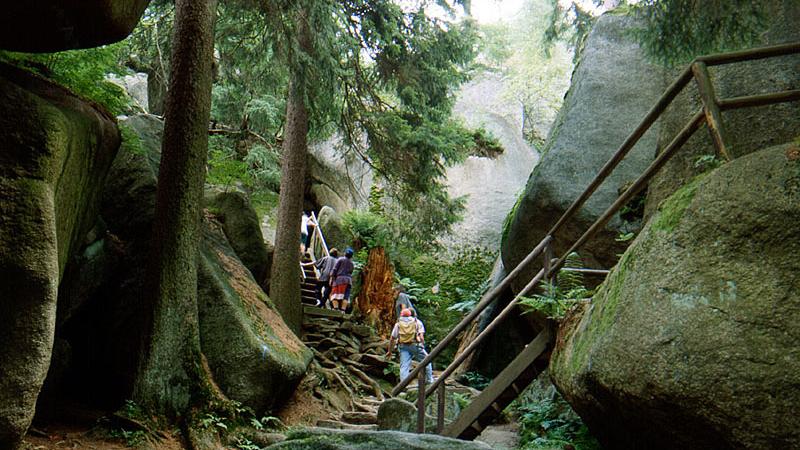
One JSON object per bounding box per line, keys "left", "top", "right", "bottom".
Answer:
{"left": 307, "top": 138, "right": 372, "bottom": 213}
{"left": 0, "top": 63, "right": 119, "bottom": 449}
{"left": 107, "top": 72, "right": 149, "bottom": 113}
{"left": 501, "top": 14, "right": 662, "bottom": 283}
{"left": 265, "top": 428, "right": 492, "bottom": 450}
{"left": 550, "top": 144, "right": 800, "bottom": 449}
{"left": 444, "top": 73, "right": 539, "bottom": 249}
{"left": 199, "top": 222, "right": 312, "bottom": 413}
{"left": 314, "top": 205, "right": 351, "bottom": 254}
{"left": 37, "top": 112, "right": 310, "bottom": 419}
{"left": 205, "top": 188, "right": 271, "bottom": 284}
{"left": 0, "top": 1, "right": 150, "bottom": 52}
{"left": 645, "top": 0, "right": 800, "bottom": 217}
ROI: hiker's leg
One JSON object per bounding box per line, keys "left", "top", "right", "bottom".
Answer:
{"left": 413, "top": 345, "right": 434, "bottom": 384}
{"left": 399, "top": 345, "right": 413, "bottom": 382}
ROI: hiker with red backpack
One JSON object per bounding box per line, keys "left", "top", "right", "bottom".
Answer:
{"left": 386, "top": 307, "right": 434, "bottom": 385}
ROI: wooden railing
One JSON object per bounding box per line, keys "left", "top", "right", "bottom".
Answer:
{"left": 391, "top": 41, "right": 800, "bottom": 434}
{"left": 300, "top": 211, "right": 331, "bottom": 280}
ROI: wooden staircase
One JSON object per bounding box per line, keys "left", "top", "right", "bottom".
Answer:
{"left": 443, "top": 328, "right": 552, "bottom": 440}
{"left": 389, "top": 41, "right": 800, "bottom": 440}
{"left": 300, "top": 263, "right": 320, "bottom": 306}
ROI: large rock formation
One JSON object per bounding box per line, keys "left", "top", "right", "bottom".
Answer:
{"left": 645, "top": 0, "right": 800, "bottom": 217}
{"left": 501, "top": 13, "right": 663, "bottom": 284}
{"left": 198, "top": 221, "right": 312, "bottom": 413}
{"left": 315, "top": 206, "right": 351, "bottom": 254}
{"left": 443, "top": 73, "right": 540, "bottom": 249}
{"left": 550, "top": 144, "right": 800, "bottom": 449}
{"left": 0, "top": 63, "right": 119, "bottom": 449}
{"left": 0, "top": 1, "right": 150, "bottom": 52}
{"left": 205, "top": 188, "right": 272, "bottom": 284}
{"left": 307, "top": 138, "right": 373, "bottom": 213}
{"left": 265, "top": 428, "right": 492, "bottom": 450}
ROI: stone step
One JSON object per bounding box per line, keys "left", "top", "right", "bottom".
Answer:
{"left": 340, "top": 411, "right": 378, "bottom": 425}
{"left": 304, "top": 305, "right": 351, "bottom": 320}
{"left": 315, "top": 420, "right": 378, "bottom": 431}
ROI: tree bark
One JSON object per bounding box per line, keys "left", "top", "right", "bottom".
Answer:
{"left": 355, "top": 247, "right": 396, "bottom": 338}
{"left": 269, "top": 10, "right": 312, "bottom": 334}
{"left": 133, "top": 0, "right": 217, "bottom": 415}
{"left": 269, "top": 78, "right": 308, "bottom": 334}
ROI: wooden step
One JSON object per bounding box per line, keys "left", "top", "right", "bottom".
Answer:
{"left": 443, "top": 328, "right": 552, "bottom": 440}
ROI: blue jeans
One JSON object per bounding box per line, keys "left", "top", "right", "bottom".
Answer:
{"left": 399, "top": 343, "right": 433, "bottom": 384}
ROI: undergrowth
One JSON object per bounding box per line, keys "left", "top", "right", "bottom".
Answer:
{"left": 516, "top": 391, "right": 600, "bottom": 450}
{"left": 396, "top": 247, "right": 496, "bottom": 367}
{"left": 519, "top": 252, "right": 592, "bottom": 320}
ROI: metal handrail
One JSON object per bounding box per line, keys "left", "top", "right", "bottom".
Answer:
{"left": 393, "top": 41, "right": 800, "bottom": 433}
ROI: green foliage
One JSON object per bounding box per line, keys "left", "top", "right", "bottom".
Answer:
{"left": 119, "top": 123, "right": 146, "bottom": 156}
{"left": 516, "top": 391, "right": 601, "bottom": 450}
{"left": 543, "top": 0, "right": 596, "bottom": 58}
{"left": 109, "top": 428, "right": 148, "bottom": 447}
{"left": 399, "top": 247, "right": 495, "bottom": 366}
{"left": 243, "top": 144, "right": 282, "bottom": 191}
{"left": 693, "top": 154, "right": 722, "bottom": 172}
{"left": 207, "top": 147, "right": 252, "bottom": 189}
{"left": 234, "top": 437, "right": 261, "bottom": 450}
{"left": 341, "top": 210, "right": 390, "bottom": 249}
{"left": 501, "top": 189, "right": 524, "bottom": 248}
{"left": 551, "top": 0, "right": 770, "bottom": 67}
{"left": 631, "top": 0, "right": 769, "bottom": 66}
{"left": 519, "top": 253, "right": 591, "bottom": 320}
{"left": 459, "top": 371, "right": 491, "bottom": 390}
{"left": 469, "top": 128, "right": 504, "bottom": 158}
{"left": 367, "top": 185, "right": 385, "bottom": 216}
{"left": 0, "top": 44, "right": 131, "bottom": 114}
{"left": 615, "top": 231, "right": 635, "bottom": 242}
{"left": 199, "top": 412, "right": 229, "bottom": 430}
{"left": 481, "top": 0, "right": 573, "bottom": 144}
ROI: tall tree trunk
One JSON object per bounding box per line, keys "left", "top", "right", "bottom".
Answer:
{"left": 133, "top": 0, "right": 217, "bottom": 415}
{"left": 269, "top": 10, "right": 312, "bottom": 334}
{"left": 269, "top": 78, "right": 309, "bottom": 334}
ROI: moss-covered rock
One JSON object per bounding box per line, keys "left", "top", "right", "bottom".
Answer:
{"left": 0, "top": 1, "right": 149, "bottom": 52}
{"left": 501, "top": 14, "right": 662, "bottom": 287}
{"left": 265, "top": 427, "right": 492, "bottom": 449}
{"left": 205, "top": 188, "right": 271, "bottom": 284}
{"left": 0, "top": 63, "right": 119, "bottom": 449}
{"left": 199, "top": 221, "right": 312, "bottom": 414}
{"left": 645, "top": 0, "right": 800, "bottom": 217}
{"left": 551, "top": 144, "right": 800, "bottom": 449}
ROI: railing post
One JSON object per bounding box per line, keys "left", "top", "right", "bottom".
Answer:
{"left": 437, "top": 382, "right": 446, "bottom": 434}
{"left": 543, "top": 236, "right": 555, "bottom": 286}
{"left": 692, "top": 61, "right": 731, "bottom": 161}
{"left": 417, "top": 370, "right": 426, "bottom": 433}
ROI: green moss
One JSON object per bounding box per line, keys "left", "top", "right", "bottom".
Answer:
{"left": 119, "top": 122, "right": 146, "bottom": 155}
{"left": 250, "top": 190, "right": 279, "bottom": 220}
{"left": 565, "top": 246, "right": 634, "bottom": 375}
{"left": 652, "top": 174, "right": 706, "bottom": 233}
{"left": 500, "top": 188, "right": 524, "bottom": 248}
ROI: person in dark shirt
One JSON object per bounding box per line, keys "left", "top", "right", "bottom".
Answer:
{"left": 330, "top": 247, "right": 355, "bottom": 312}
{"left": 393, "top": 284, "right": 417, "bottom": 318}
{"left": 314, "top": 248, "right": 338, "bottom": 307}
